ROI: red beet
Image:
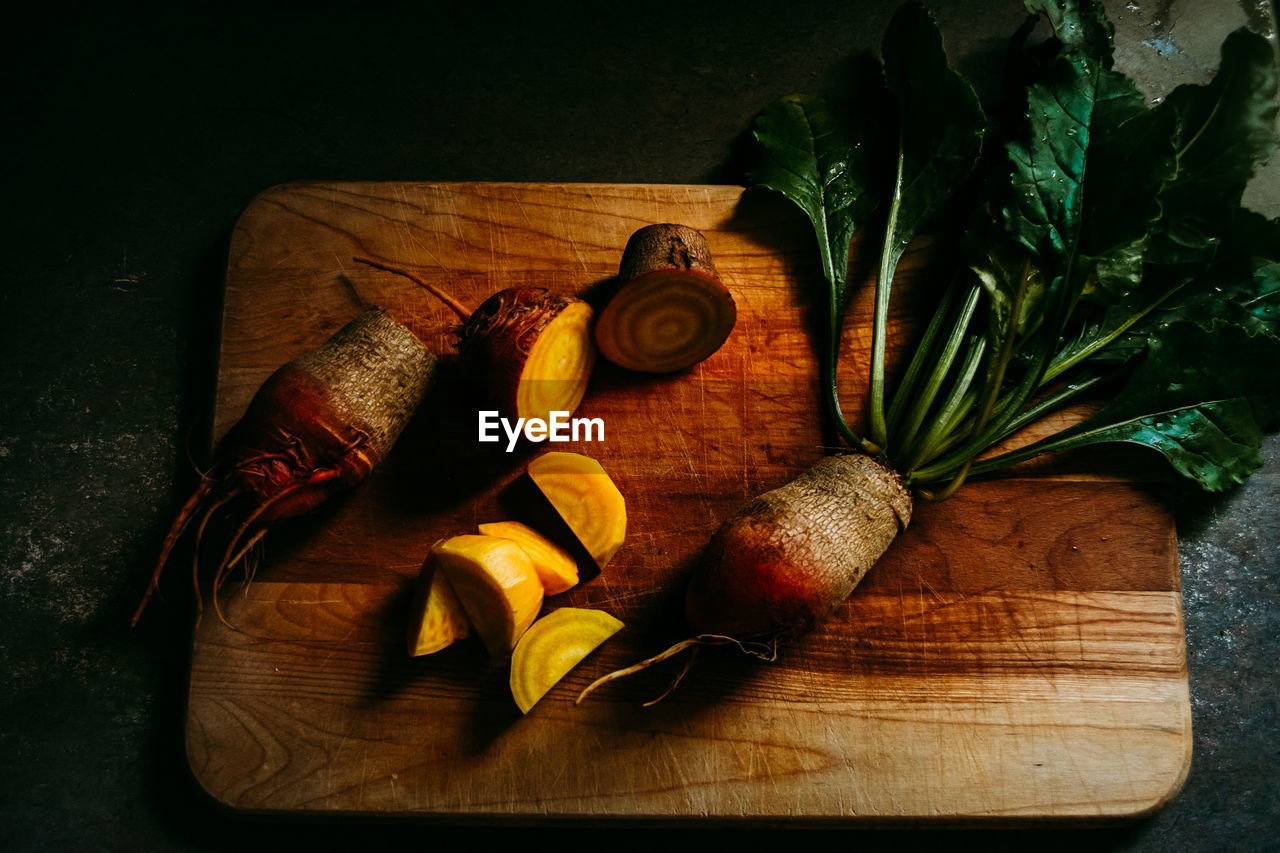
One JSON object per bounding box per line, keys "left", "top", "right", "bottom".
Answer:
{"left": 353, "top": 257, "right": 596, "bottom": 423}
{"left": 132, "top": 308, "right": 436, "bottom": 626}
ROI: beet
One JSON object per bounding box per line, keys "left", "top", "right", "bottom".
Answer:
{"left": 132, "top": 308, "right": 436, "bottom": 626}
{"left": 595, "top": 224, "right": 736, "bottom": 374}
{"left": 354, "top": 257, "right": 596, "bottom": 424}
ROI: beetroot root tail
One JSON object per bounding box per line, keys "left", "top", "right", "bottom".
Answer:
{"left": 575, "top": 637, "right": 702, "bottom": 706}
{"left": 229, "top": 528, "right": 268, "bottom": 589}
{"left": 209, "top": 484, "right": 300, "bottom": 629}
{"left": 352, "top": 256, "right": 472, "bottom": 322}
{"left": 210, "top": 517, "right": 257, "bottom": 630}
{"left": 575, "top": 633, "right": 780, "bottom": 706}
{"left": 189, "top": 489, "right": 239, "bottom": 628}
{"left": 131, "top": 479, "right": 218, "bottom": 628}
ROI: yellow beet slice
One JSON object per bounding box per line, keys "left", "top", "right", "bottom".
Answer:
{"left": 510, "top": 607, "right": 624, "bottom": 713}
{"left": 406, "top": 555, "right": 471, "bottom": 657}
{"left": 431, "top": 534, "right": 545, "bottom": 657}
{"left": 526, "top": 451, "right": 627, "bottom": 569}
{"left": 478, "top": 521, "right": 579, "bottom": 595}
{"left": 516, "top": 301, "right": 597, "bottom": 423}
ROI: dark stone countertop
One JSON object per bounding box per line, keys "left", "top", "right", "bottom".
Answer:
{"left": 2, "top": 2, "right": 1276, "bottom": 849}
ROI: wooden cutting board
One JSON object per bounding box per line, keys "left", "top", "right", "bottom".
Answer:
{"left": 186, "top": 182, "right": 1189, "bottom": 823}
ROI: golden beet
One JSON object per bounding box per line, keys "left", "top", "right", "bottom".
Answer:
{"left": 527, "top": 451, "right": 627, "bottom": 570}
{"left": 595, "top": 224, "right": 736, "bottom": 373}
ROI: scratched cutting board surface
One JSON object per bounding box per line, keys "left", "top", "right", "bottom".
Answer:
{"left": 186, "top": 182, "right": 1189, "bottom": 823}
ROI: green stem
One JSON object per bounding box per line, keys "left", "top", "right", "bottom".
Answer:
{"left": 891, "top": 283, "right": 982, "bottom": 459}
{"left": 825, "top": 342, "right": 881, "bottom": 454}
{"left": 815, "top": 241, "right": 879, "bottom": 455}
{"left": 901, "top": 336, "right": 987, "bottom": 471}
{"left": 887, "top": 277, "right": 960, "bottom": 434}
{"left": 960, "top": 442, "right": 1056, "bottom": 479}
{"left": 909, "top": 256, "right": 1100, "bottom": 481}
{"left": 1041, "top": 280, "right": 1186, "bottom": 384}
{"left": 928, "top": 262, "right": 1029, "bottom": 498}
{"left": 906, "top": 329, "right": 1048, "bottom": 480}
{"left": 920, "top": 458, "right": 973, "bottom": 501}
{"left": 916, "top": 388, "right": 981, "bottom": 464}
{"left": 974, "top": 261, "right": 1029, "bottom": 430}
{"left": 909, "top": 371, "right": 1107, "bottom": 483}
{"left": 869, "top": 138, "right": 907, "bottom": 450}
{"left": 963, "top": 397, "right": 1229, "bottom": 479}
{"left": 993, "top": 371, "right": 1105, "bottom": 443}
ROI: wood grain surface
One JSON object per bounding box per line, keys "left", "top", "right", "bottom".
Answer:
{"left": 187, "top": 182, "right": 1189, "bottom": 823}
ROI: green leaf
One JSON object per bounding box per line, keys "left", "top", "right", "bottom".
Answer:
{"left": 1047, "top": 248, "right": 1182, "bottom": 377}
{"left": 1022, "top": 0, "right": 1115, "bottom": 65}
{"left": 1027, "top": 399, "right": 1263, "bottom": 491}
{"left": 1002, "top": 53, "right": 1155, "bottom": 285}
{"left": 1089, "top": 239, "right": 1146, "bottom": 301}
{"left": 975, "top": 321, "right": 1280, "bottom": 490}
{"left": 1094, "top": 210, "right": 1280, "bottom": 360}
{"left": 1163, "top": 264, "right": 1280, "bottom": 338}
{"left": 983, "top": 49, "right": 1106, "bottom": 444}
{"left": 748, "top": 92, "right": 885, "bottom": 450}
{"left": 1094, "top": 320, "right": 1280, "bottom": 428}
{"left": 1077, "top": 75, "right": 1177, "bottom": 263}
{"left": 1008, "top": 61, "right": 1176, "bottom": 381}
{"left": 967, "top": 224, "right": 1044, "bottom": 343}
{"left": 1206, "top": 209, "right": 1280, "bottom": 335}
{"left": 748, "top": 93, "right": 881, "bottom": 306}
{"left": 881, "top": 2, "right": 986, "bottom": 272}
{"left": 1248, "top": 262, "right": 1280, "bottom": 333}
{"left": 1149, "top": 28, "right": 1279, "bottom": 264}
{"left": 1003, "top": 56, "right": 1090, "bottom": 284}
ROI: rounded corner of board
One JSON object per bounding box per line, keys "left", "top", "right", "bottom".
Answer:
{"left": 1106, "top": 727, "right": 1195, "bottom": 823}
{"left": 183, "top": 716, "right": 251, "bottom": 816}
{"left": 239, "top": 181, "right": 310, "bottom": 216}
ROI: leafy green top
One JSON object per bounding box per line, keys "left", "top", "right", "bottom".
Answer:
{"left": 748, "top": 0, "right": 1280, "bottom": 493}
{"left": 749, "top": 94, "right": 881, "bottom": 450}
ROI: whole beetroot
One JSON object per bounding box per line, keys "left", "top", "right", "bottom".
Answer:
{"left": 132, "top": 308, "right": 436, "bottom": 626}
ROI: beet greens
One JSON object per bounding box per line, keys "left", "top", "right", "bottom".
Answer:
{"left": 748, "top": 0, "right": 1280, "bottom": 495}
